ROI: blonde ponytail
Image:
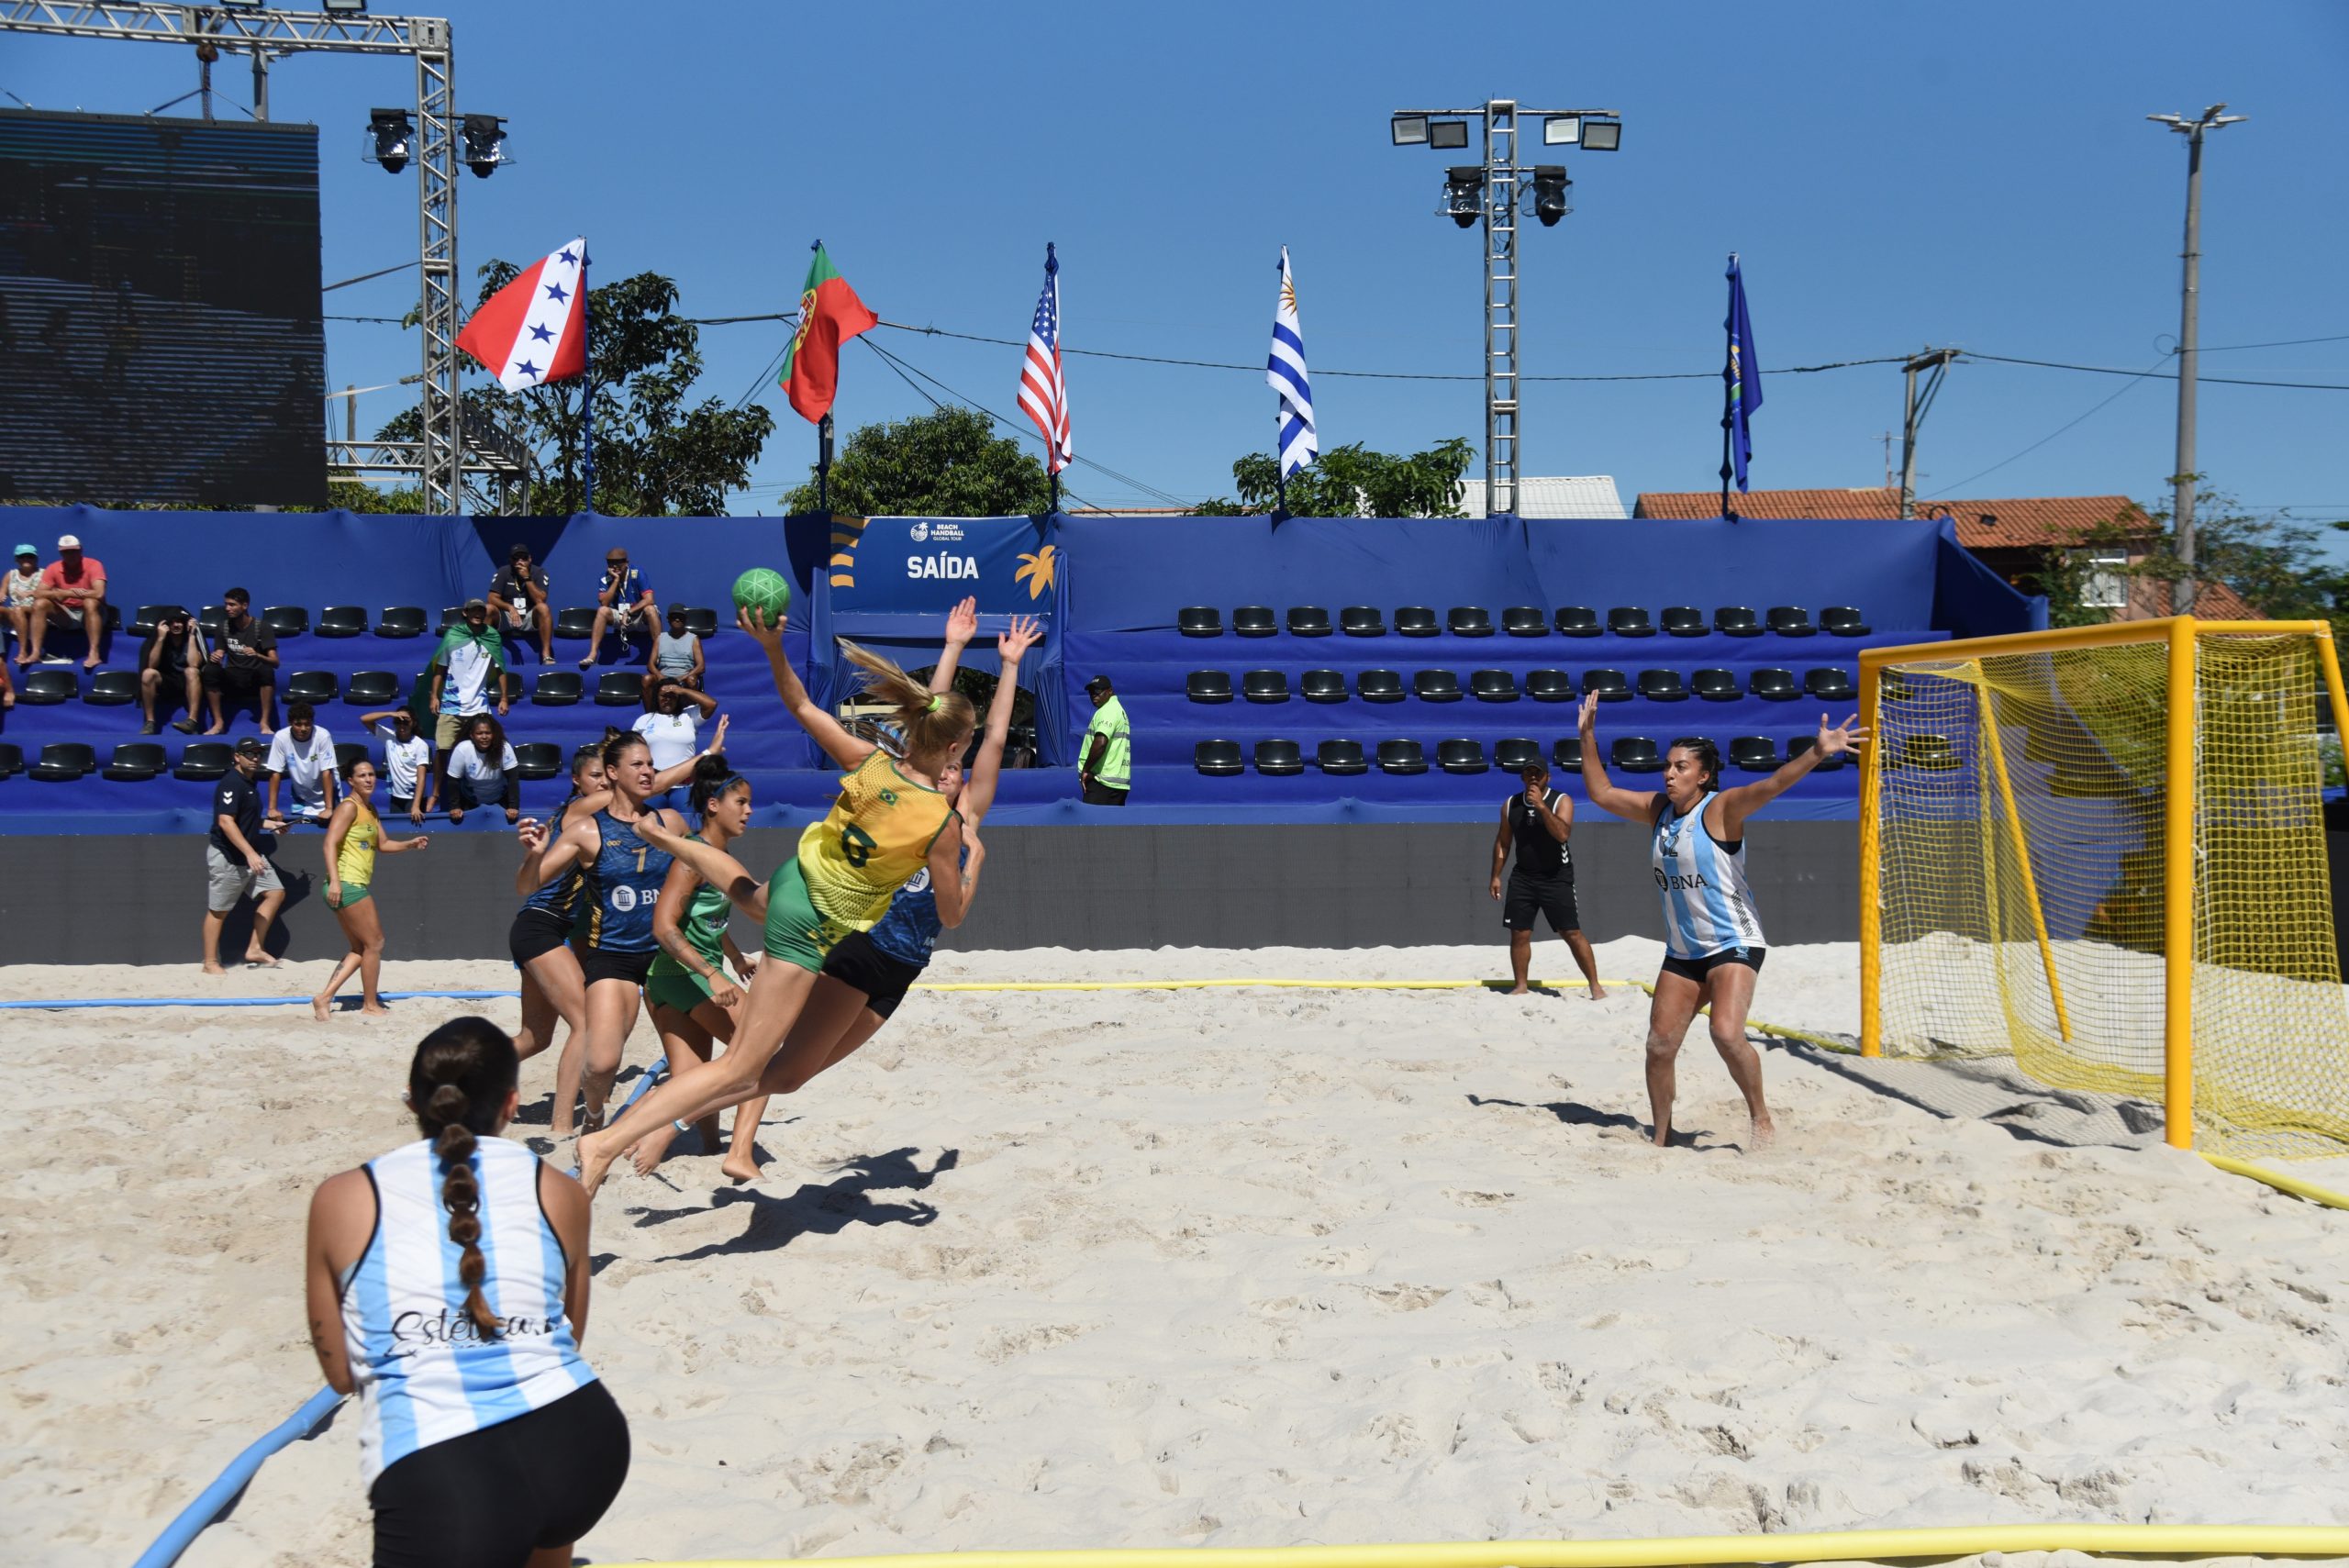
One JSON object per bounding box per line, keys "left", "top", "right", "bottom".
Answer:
{"left": 840, "top": 639, "right": 975, "bottom": 762}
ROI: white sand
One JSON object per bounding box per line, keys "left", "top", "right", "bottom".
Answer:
{"left": 6, "top": 940, "right": 2348, "bottom": 1568}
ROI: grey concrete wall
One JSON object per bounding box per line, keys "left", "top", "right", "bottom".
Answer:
{"left": 0, "top": 822, "right": 1863, "bottom": 966}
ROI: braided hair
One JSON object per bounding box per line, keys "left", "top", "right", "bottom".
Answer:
{"left": 1667, "top": 736, "right": 1724, "bottom": 793}
{"left": 406, "top": 1017, "right": 519, "bottom": 1340}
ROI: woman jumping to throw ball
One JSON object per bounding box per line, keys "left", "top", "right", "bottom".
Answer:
{"left": 1576, "top": 693, "right": 1865, "bottom": 1148}
{"left": 312, "top": 759, "right": 429, "bottom": 1020}
{"left": 574, "top": 604, "right": 975, "bottom": 1195}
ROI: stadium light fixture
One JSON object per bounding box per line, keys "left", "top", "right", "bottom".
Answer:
{"left": 1429, "top": 117, "right": 1471, "bottom": 150}
{"left": 1390, "top": 114, "right": 1430, "bottom": 146}
{"left": 1442, "top": 165, "right": 1485, "bottom": 228}
{"left": 364, "top": 106, "right": 412, "bottom": 174}
{"left": 1528, "top": 164, "right": 1572, "bottom": 227}
{"left": 1578, "top": 116, "right": 1622, "bottom": 151}
{"left": 1542, "top": 115, "right": 1579, "bottom": 146}
{"left": 459, "top": 114, "right": 509, "bottom": 178}
{"left": 320, "top": 0, "right": 370, "bottom": 14}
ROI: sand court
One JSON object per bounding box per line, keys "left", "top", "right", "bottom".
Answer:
{"left": 6, "top": 940, "right": 2347, "bottom": 1568}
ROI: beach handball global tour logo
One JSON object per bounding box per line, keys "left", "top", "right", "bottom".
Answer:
{"left": 906, "top": 517, "right": 978, "bottom": 579}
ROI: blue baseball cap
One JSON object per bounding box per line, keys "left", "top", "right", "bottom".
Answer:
{"left": 10, "top": 543, "right": 32, "bottom": 559}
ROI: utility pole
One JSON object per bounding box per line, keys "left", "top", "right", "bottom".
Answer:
{"left": 1897, "top": 347, "right": 1958, "bottom": 519}
{"left": 1877, "top": 430, "right": 1897, "bottom": 490}
{"left": 2148, "top": 105, "right": 2245, "bottom": 616}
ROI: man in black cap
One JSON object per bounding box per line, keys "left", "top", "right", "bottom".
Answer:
{"left": 486, "top": 540, "right": 552, "bottom": 663}
{"left": 201, "top": 737, "right": 285, "bottom": 972}
{"left": 1079, "top": 674, "right": 1130, "bottom": 806}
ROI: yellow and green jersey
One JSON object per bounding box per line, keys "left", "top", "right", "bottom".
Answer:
{"left": 796, "top": 750, "right": 957, "bottom": 933}
{"left": 337, "top": 801, "right": 380, "bottom": 887}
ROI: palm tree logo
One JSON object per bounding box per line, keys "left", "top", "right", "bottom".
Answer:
{"left": 1015, "top": 545, "right": 1057, "bottom": 600}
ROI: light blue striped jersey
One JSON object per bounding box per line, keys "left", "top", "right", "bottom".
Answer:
{"left": 1649, "top": 792, "right": 1767, "bottom": 960}
{"left": 338, "top": 1136, "right": 596, "bottom": 1485}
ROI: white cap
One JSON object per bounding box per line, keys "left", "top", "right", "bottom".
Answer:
{"left": 56, "top": 533, "right": 80, "bottom": 550}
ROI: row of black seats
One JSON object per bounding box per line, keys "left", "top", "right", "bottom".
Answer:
{"left": 1179, "top": 605, "right": 1870, "bottom": 639}
{"left": 12, "top": 666, "right": 658, "bottom": 709}
{"left": 1187, "top": 665, "right": 1858, "bottom": 705}
{"left": 0, "top": 740, "right": 573, "bottom": 785}
{"left": 1196, "top": 735, "right": 1852, "bottom": 777}
{"left": 114, "top": 604, "right": 729, "bottom": 641}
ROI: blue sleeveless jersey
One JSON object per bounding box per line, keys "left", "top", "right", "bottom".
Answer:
{"left": 1649, "top": 791, "right": 1767, "bottom": 960}
{"left": 580, "top": 809, "right": 672, "bottom": 952}
{"left": 865, "top": 845, "right": 963, "bottom": 968}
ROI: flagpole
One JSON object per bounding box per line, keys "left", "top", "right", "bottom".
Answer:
{"left": 580, "top": 247, "right": 596, "bottom": 516}
{"left": 1719, "top": 252, "right": 1737, "bottom": 524}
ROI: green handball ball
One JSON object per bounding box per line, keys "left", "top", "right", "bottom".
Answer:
{"left": 731, "top": 567, "right": 793, "bottom": 629}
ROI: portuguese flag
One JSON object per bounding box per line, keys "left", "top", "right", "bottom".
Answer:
{"left": 780, "top": 242, "right": 879, "bottom": 424}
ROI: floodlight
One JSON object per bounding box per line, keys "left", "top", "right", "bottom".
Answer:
{"left": 1529, "top": 164, "right": 1571, "bottom": 226}
{"left": 365, "top": 107, "right": 412, "bottom": 173}
{"left": 215, "top": 0, "right": 262, "bottom": 9}
{"left": 321, "top": 0, "right": 370, "bottom": 13}
{"left": 1429, "top": 118, "right": 1470, "bottom": 150}
{"left": 1578, "top": 117, "right": 1621, "bottom": 152}
{"left": 1391, "top": 114, "right": 1430, "bottom": 146}
{"left": 1443, "top": 165, "right": 1485, "bottom": 228}
{"left": 1543, "top": 115, "right": 1579, "bottom": 146}
{"left": 460, "top": 114, "right": 509, "bottom": 178}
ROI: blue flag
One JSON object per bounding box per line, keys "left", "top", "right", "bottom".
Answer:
{"left": 1723, "top": 254, "right": 1763, "bottom": 493}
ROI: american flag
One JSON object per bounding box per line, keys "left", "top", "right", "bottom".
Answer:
{"left": 1017, "top": 243, "right": 1072, "bottom": 473}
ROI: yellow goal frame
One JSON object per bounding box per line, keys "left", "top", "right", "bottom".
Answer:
{"left": 1857, "top": 615, "right": 2349, "bottom": 1151}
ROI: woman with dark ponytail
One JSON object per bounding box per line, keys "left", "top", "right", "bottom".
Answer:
{"left": 304, "top": 1017, "right": 629, "bottom": 1567}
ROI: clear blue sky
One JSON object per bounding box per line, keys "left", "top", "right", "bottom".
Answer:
{"left": 12, "top": 0, "right": 2347, "bottom": 522}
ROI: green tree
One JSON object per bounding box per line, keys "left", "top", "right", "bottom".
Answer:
{"left": 380, "top": 263, "right": 773, "bottom": 515}
{"left": 1192, "top": 438, "right": 1474, "bottom": 518}
{"left": 782, "top": 406, "right": 1052, "bottom": 517}
{"left": 2128, "top": 482, "right": 2349, "bottom": 623}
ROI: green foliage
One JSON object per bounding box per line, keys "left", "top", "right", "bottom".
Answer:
{"left": 1195, "top": 438, "right": 1474, "bottom": 518}
{"left": 782, "top": 406, "right": 1051, "bottom": 517}
{"left": 319, "top": 476, "right": 426, "bottom": 514}
{"left": 381, "top": 262, "right": 773, "bottom": 516}
{"left": 2130, "top": 481, "right": 2349, "bottom": 623}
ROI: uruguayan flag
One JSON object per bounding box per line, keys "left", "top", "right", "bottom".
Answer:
{"left": 1268, "top": 247, "right": 1318, "bottom": 477}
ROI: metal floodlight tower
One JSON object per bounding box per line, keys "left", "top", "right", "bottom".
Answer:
{"left": 0, "top": 2, "right": 469, "bottom": 513}
{"left": 1390, "top": 98, "right": 1620, "bottom": 517}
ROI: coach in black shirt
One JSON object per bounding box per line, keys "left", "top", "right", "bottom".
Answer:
{"left": 487, "top": 542, "right": 552, "bottom": 663}
{"left": 1488, "top": 759, "right": 1607, "bottom": 1000}
{"left": 202, "top": 737, "right": 286, "bottom": 973}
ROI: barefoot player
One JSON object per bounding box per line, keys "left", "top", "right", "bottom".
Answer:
{"left": 1488, "top": 758, "right": 1603, "bottom": 999}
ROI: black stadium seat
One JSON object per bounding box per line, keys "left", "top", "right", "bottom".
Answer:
{"left": 103, "top": 742, "right": 165, "bottom": 782}
{"left": 1195, "top": 739, "right": 1244, "bottom": 776}
{"left": 1582, "top": 668, "right": 1631, "bottom": 703}
{"left": 1637, "top": 669, "right": 1687, "bottom": 702}
{"left": 1750, "top": 668, "right": 1799, "bottom": 701}
{"left": 129, "top": 604, "right": 184, "bottom": 639}
{"left": 1822, "top": 605, "right": 1871, "bottom": 637}
{"left": 1470, "top": 669, "right": 1519, "bottom": 702}
{"left": 1898, "top": 734, "right": 1955, "bottom": 772}
{"left": 596, "top": 672, "right": 644, "bottom": 706}
{"left": 554, "top": 606, "right": 600, "bottom": 640}
{"left": 1395, "top": 606, "right": 1439, "bottom": 638}
{"left": 1731, "top": 736, "right": 1780, "bottom": 773}
{"left": 1357, "top": 669, "right": 1406, "bottom": 703}
{"left": 376, "top": 606, "right": 428, "bottom": 639}
{"left": 173, "top": 742, "right": 232, "bottom": 782}
{"left": 1286, "top": 606, "right": 1332, "bottom": 638}
{"left": 438, "top": 605, "right": 467, "bottom": 632}
{"left": 1525, "top": 669, "right": 1575, "bottom": 703}
{"left": 262, "top": 605, "right": 309, "bottom": 638}
{"left": 1800, "top": 736, "right": 1851, "bottom": 772}
{"left": 1242, "top": 670, "right": 1290, "bottom": 703}
{"left": 681, "top": 606, "right": 720, "bottom": 638}
{"left": 1437, "top": 739, "right": 1488, "bottom": 774}
{"left": 1715, "top": 606, "right": 1763, "bottom": 638}
{"left": 1553, "top": 606, "right": 1601, "bottom": 638}
{"left": 334, "top": 742, "right": 369, "bottom": 778}
{"left": 1341, "top": 606, "right": 1385, "bottom": 637}
{"left": 1502, "top": 606, "right": 1547, "bottom": 638}
{"left": 1300, "top": 669, "right": 1347, "bottom": 704}
{"left": 514, "top": 742, "right": 563, "bottom": 781}
{"left": 1376, "top": 739, "right": 1428, "bottom": 775}
{"left": 1662, "top": 606, "right": 1708, "bottom": 638}
{"left": 1611, "top": 737, "right": 1664, "bottom": 773}
{"left": 198, "top": 605, "right": 228, "bottom": 639}
{"left": 1178, "top": 606, "right": 1222, "bottom": 637}
{"left": 345, "top": 671, "right": 402, "bottom": 706}
{"left": 1448, "top": 606, "right": 1494, "bottom": 638}
{"left": 1186, "top": 670, "right": 1233, "bottom": 704}
{"left": 532, "top": 671, "right": 584, "bottom": 706}
{"left": 286, "top": 670, "right": 340, "bottom": 705}
{"left": 0, "top": 741, "right": 20, "bottom": 779}
{"left": 1551, "top": 737, "right": 1584, "bottom": 773}
{"left": 1316, "top": 739, "right": 1368, "bottom": 775}
{"left": 1806, "top": 667, "right": 1857, "bottom": 702}
{"left": 1254, "top": 739, "right": 1305, "bottom": 776}
{"left": 1767, "top": 605, "right": 1818, "bottom": 637}
{"left": 1608, "top": 606, "right": 1656, "bottom": 638}
{"left": 31, "top": 742, "right": 95, "bottom": 782}
{"left": 1692, "top": 668, "right": 1742, "bottom": 702}
{"left": 1413, "top": 669, "right": 1463, "bottom": 702}
{"left": 21, "top": 668, "right": 76, "bottom": 705}
{"left": 318, "top": 605, "right": 368, "bottom": 639}
{"left": 1232, "top": 606, "right": 1277, "bottom": 638}
{"left": 1494, "top": 737, "right": 1542, "bottom": 772}
{"left": 84, "top": 670, "right": 139, "bottom": 706}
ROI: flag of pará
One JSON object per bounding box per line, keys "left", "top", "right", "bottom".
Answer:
{"left": 454, "top": 237, "right": 587, "bottom": 390}
{"left": 1018, "top": 243, "right": 1072, "bottom": 473}
{"left": 1267, "top": 246, "right": 1317, "bottom": 477}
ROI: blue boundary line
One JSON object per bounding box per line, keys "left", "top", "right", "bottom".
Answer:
{"left": 0, "top": 989, "right": 523, "bottom": 1011}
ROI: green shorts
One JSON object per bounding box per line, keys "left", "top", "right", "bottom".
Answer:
{"left": 763, "top": 856, "right": 852, "bottom": 973}
{"left": 644, "top": 967, "right": 714, "bottom": 1017}
{"left": 329, "top": 882, "right": 371, "bottom": 911}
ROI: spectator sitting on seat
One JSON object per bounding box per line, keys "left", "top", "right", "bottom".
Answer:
{"left": 139, "top": 606, "right": 206, "bottom": 735}
{"left": 203, "top": 737, "right": 286, "bottom": 973}
{"left": 445, "top": 712, "right": 521, "bottom": 825}
{"left": 4, "top": 543, "right": 39, "bottom": 665}
{"left": 579, "top": 547, "right": 652, "bottom": 669}
{"left": 641, "top": 603, "right": 704, "bottom": 705}
{"left": 360, "top": 705, "right": 435, "bottom": 823}
{"left": 428, "top": 596, "right": 507, "bottom": 803}
{"left": 487, "top": 540, "right": 552, "bottom": 664}
{"left": 1079, "top": 673, "right": 1130, "bottom": 806}
{"left": 266, "top": 700, "right": 340, "bottom": 824}
{"left": 27, "top": 531, "right": 107, "bottom": 670}
{"left": 631, "top": 678, "right": 718, "bottom": 778}
{"left": 203, "top": 587, "right": 279, "bottom": 734}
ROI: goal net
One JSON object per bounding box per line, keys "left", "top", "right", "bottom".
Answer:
{"left": 1861, "top": 617, "right": 2349, "bottom": 1159}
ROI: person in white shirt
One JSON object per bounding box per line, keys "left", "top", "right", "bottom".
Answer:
{"left": 265, "top": 702, "right": 340, "bottom": 823}
{"left": 4, "top": 543, "right": 41, "bottom": 665}
{"left": 360, "top": 706, "right": 436, "bottom": 823}
{"left": 631, "top": 681, "right": 718, "bottom": 774}
{"left": 445, "top": 712, "right": 521, "bottom": 825}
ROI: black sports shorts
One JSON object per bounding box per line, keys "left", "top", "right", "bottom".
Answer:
{"left": 573, "top": 940, "right": 655, "bottom": 987}
{"left": 1502, "top": 872, "right": 1579, "bottom": 934}
{"left": 370, "top": 1380, "right": 629, "bottom": 1568}
{"left": 508, "top": 906, "right": 575, "bottom": 967}
{"left": 1658, "top": 946, "right": 1767, "bottom": 984}
{"left": 820, "top": 928, "right": 924, "bottom": 1020}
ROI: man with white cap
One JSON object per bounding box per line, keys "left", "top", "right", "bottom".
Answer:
{"left": 27, "top": 532, "right": 107, "bottom": 669}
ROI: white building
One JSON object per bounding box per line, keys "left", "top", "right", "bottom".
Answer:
{"left": 1454, "top": 475, "right": 1627, "bottom": 519}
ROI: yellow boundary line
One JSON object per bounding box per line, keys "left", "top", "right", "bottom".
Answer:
{"left": 629, "top": 1523, "right": 2349, "bottom": 1568}
{"left": 2200, "top": 1152, "right": 2349, "bottom": 1212}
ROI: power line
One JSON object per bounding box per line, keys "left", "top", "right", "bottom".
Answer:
{"left": 2197, "top": 331, "right": 2349, "bottom": 351}
{"left": 1964, "top": 350, "right": 2349, "bottom": 391}
{"left": 1923, "top": 353, "right": 2173, "bottom": 499}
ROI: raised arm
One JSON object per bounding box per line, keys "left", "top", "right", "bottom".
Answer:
{"left": 739, "top": 605, "right": 873, "bottom": 773}
{"left": 929, "top": 595, "right": 979, "bottom": 695}
{"left": 651, "top": 714, "right": 725, "bottom": 792}
{"left": 1715, "top": 711, "right": 1867, "bottom": 837}
{"left": 1575, "top": 692, "right": 1660, "bottom": 824}
{"left": 962, "top": 614, "right": 1040, "bottom": 828}
{"left": 633, "top": 813, "right": 768, "bottom": 921}
{"left": 515, "top": 813, "right": 590, "bottom": 896}
{"left": 926, "top": 814, "right": 974, "bottom": 929}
